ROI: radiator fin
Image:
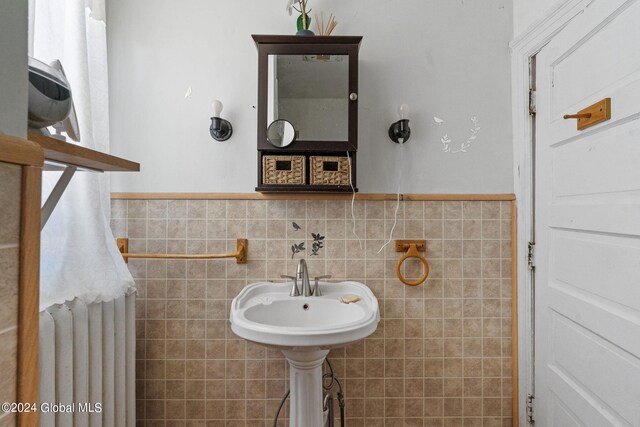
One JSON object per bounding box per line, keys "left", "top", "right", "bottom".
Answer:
{"left": 39, "top": 294, "right": 136, "bottom": 426}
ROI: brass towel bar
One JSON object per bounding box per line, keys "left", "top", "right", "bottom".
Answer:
{"left": 116, "top": 238, "right": 248, "bottom": 264}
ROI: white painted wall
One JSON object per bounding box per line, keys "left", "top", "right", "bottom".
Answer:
{"left": 514, "top": 0, "right": 563, "bottom": 37}
{"left": 107, "top": 0, "right": 513, "bottom": 193}
{"left": 0, "top": 1, "right": 28, "bottom": 137}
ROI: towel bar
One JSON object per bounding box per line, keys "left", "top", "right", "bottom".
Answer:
{"left": 116, "top": 238, "right": 248, "bottom": 264}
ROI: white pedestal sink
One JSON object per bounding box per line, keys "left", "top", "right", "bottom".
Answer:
{"left": 230, "top": 281, "right": 380, "bottom": 427}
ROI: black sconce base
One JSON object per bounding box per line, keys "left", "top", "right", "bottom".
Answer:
{"left": 210, "top": 117, "right": 233, "bottom": 142}
{"left": 389, "top": 119, "right": 411, "bottom": 144}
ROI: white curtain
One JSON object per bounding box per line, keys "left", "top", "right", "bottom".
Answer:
{"left": 32, "top": 0, "right": 135, "bottom": 310}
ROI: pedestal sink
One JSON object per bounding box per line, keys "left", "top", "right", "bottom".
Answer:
{"left": 230, "top": 280, "right": 380, "bottom": 427}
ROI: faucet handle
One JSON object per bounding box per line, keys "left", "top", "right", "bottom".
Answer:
{"left": 281, "top": 275, "right": 300, "bottom": 296}
{"left": 312, "top": 275, "right": 332, "bottom": 296}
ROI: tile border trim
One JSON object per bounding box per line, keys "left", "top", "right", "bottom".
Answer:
{"left": 111, "top": 193, "right": 516, "bottom": 201}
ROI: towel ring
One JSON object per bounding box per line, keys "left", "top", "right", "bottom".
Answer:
{"left": 396, "top": 243, "right": 430, "bottom": 286}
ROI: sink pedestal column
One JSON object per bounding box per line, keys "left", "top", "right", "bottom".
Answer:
{"left": 281, "top": 349, "right": 330, "bottom": 427}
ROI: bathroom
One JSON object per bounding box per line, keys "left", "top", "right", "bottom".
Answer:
{"left": 1, "top": 0, "right": 639, "bottom": 426}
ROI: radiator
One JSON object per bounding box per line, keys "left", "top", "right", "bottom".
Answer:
{"left": 39, "top": 293, "right": 136, "bottom": 427}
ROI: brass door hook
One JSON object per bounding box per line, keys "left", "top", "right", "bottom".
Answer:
{"left": 562, "top": 98, "right": 611, "bottom": 130}
{"left": 563, "top": 113, "right": 592, "bottom": 119}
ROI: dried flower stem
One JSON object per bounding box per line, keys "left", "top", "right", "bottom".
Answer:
{"left": 299, "top": 1, "right": 307, "bottom": 29}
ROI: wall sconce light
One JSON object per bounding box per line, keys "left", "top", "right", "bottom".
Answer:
{"left": 210, "top": 99, "right": 233, "bottom": 141}
{"left": 388, "top": 104, "right": 411, "bottom": 144}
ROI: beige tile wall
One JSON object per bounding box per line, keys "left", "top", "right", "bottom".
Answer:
{"left": 0, "top": 163, "right": 22, "bottom": 427}
{"left": 111, "top": 198, "right": 514, "bottom": 427}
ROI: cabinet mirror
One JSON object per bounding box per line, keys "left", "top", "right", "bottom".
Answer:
{"left": 267, "top": 54, "right": 349, "bottom": 144}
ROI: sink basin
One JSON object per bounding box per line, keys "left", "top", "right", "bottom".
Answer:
{"left": 230, "top": 281, "right": 380, "bottom": 349}
{"left": 231, "top": 280, "right": 380, "bottom": 427}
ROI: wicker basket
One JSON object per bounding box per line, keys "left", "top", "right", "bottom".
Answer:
{"left": 262, "top": 155, "right": 306, "bottom": 185}
{"left": 310, "top": 156, "right": 351, "bottom": 185}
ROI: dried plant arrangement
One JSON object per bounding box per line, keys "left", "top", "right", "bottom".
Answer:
{"left": 286, "top": 0, "right": 313, "bottom": 33}
{"left": 314, "top": 12, "right": 338, "bottom": 36}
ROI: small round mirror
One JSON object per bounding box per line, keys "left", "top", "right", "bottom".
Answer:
{"left": 267, "top": 119, "right": 296, "bottom": 148}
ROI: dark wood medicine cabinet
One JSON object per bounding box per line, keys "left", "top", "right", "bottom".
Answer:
{"left": 252, "top": 35, "right": 362, "bottom": 193}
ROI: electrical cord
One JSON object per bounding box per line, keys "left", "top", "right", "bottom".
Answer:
{"left": 378, "top": 138, "right": 404, "bottom": 254}
{"left": 272, "top": 389, "right": 290, "bottom": 427}
{"left": 322, "top": 358, "right": 343, "bottom": 394}
{"left": 346, "top": 151, "right": 363, "bottom": 250}
{"left": 323, "top": 358, "right": 345, "bottom": 427}
{"left": 338, "top": 392, "right": 345, "bottom": 427}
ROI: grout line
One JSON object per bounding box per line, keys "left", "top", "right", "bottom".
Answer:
{"left": 243, "top": 202, "right": 248, "bottom": 422}
{"left": 480, "top": 201, "right": 485, "bottom": 421}
{"left": 441, "top": 201, "right": 447, "bottom": 420}
{"left": 224, "top": 201, "right": 229, "bottom": 415}
{"left": 143, "top": 201, "right": 154, "bottom": 423}
{"left": 0, "top": 325, "right": 18, "bottom": 336}
{"left": 498, "top": 201, "right": 504, "bottom": 419}
{"left": 401, "top": 199, "right": 407, "bottom": 417}
{"left": 204, "top": 201, "right": 210, "bottom": 410}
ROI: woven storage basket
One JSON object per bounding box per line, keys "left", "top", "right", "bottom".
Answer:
{"left": 310, "top": 156, "right": 351, "bottom": 185}
{"left": 262, "top": 155, "right": 306, "bottom": 185}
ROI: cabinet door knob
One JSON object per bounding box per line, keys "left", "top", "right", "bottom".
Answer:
{"left": 349, "top": 93, "right": 358, "bottom": 101}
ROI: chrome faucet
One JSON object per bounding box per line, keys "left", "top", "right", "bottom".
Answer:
{"left": 296, "top": 259, "right": 312, "bottom": 297}
{"left": 283, "top": 259, "right": 329, "bottom": 297}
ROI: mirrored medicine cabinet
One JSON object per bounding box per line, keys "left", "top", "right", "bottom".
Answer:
{"left": 252, "top": 35, "right": 362, "bottom": 192}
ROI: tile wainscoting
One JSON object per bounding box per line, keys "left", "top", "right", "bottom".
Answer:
{"left": 111, "top": 197, "right": 515, "bottom": 427}
{"left": 0, "top": 163, "right": 22, "bottom": 426}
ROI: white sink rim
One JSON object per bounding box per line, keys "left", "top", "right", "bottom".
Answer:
{"left": 230, "top": 281, "right": 380, "bottom": 349}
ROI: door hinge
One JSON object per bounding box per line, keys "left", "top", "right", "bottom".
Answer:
{"left": 527, "top": 241, "right": 536, "bottom": 270}
{"left": 527, "top": 393, "right": 535, "bottom": 424}
{"left": 529, "top": 90, "right": 537, "bottom": 115}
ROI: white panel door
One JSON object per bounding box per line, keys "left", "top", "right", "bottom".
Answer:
{"left": 535, "top": 0, "right": 640, "bottom": 426}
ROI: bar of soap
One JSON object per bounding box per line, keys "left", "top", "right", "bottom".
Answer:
{"left": 340, "top": 294, "right": 360, "bottom": 304}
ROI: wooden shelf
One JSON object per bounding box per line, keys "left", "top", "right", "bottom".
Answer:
{"left": 0, "top": 134, "right": 44, "bottom": 167}
{"left": 252, "top": 35, "right": 363, "bottom": 46}
{"left": 27, "top": 131, "right": 139, "bottom": 229}
{"left": 28, "top": 131, "right": 139, "bottom": 172}
{"left": 255, "top": 185, "right": 358, "bottom": 193}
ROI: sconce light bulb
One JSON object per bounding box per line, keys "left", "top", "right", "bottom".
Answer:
{"left": 212, "top": 99, "right": 224, "bottom": 117}
{"left": 398, "top": 104, "right": 410, "bottom": 120}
